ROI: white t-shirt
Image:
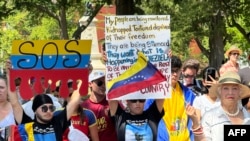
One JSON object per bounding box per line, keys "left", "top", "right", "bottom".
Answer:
{"left": 193, "top": 94, "right": 220, "bottom": 118}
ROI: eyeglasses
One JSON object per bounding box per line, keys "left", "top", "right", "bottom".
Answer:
{"left": 183, "top": 74, "right": 195, "bottom": 78}
{"left": 129, "top": 99, "right": 146, "bottom": 103}
{"left": 94, "top": 80, "right": 104, "bottom": 87}
{"left": 41, "top": 105, "right": 56, "bottom": 113}
{"left": 230, "top": 52, "right": 240, "bottom": 56}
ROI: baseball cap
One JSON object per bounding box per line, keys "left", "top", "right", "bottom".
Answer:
{"left": 89, "top": 70, "right": 105, "bottom": 82}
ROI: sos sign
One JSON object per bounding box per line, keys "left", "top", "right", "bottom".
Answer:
{"left": 10, "top": 40, "right": 92, "bottom": 99}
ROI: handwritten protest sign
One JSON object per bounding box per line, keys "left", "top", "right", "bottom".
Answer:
{"left": 10, "top": 40, "right": 92, "bottom": 99}
{"left": 105, "top": 15, "right": 171, "bottom": 100}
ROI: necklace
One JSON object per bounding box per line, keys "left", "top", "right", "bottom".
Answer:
{"left": 223, "top": 107, "right": 240, "bottom": 117}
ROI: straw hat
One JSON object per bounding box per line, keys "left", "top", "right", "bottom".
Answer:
{"left": 225, "top": 45, "right": 242, "bottom": 57}
{"left": 210, "top": 71, "right": 250, "bottom": 99}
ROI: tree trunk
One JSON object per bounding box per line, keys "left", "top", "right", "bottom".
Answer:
{"left": 115, "top": 0, "right": 134, "bottom": 15}
{"left": 209, "top": 11, "right": 226, "bottom": 71}
{"left": 59, "top": 6, "right": 69, "bottom": 39}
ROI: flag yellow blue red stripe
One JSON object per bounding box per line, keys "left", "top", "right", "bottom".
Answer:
{"left": 17, "top": 122, "right": 34, "bottom": 141}
{"left": 9, "top": 40, "right": 91, "bottom": 99}
{"left": 10, "top": 54, "right": 90, "bottom": 70}
{"left": 11, "top": 40, "right": 91, "bottom": 55}
{"left": 107, "top": 52, "right": 166, "bottom": 99}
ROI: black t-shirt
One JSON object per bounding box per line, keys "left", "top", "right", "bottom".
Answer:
{"left": 21, "top": 108, "right": 69, "bottom": 141}
{"left": 112, "top": 101, "right": 164, "bottom": 141}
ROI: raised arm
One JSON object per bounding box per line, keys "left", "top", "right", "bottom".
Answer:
{"left": 66, "top": 80, "right": 82, "bottom": 120}
{"left": 186, "top": 104, "right": 206, "bottom": 141}
{"left": 108, "top": 100, "right": 119, "bottom": 116}
{"left": 6, "top": 59, "right": 24, "bottom": 124}
{"left": 155, "top": 99, "right": 164, "bottom": 113}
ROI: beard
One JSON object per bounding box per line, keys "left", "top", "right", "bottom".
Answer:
{"left": 36, "top": 113, "right": 53, "bottom": 124}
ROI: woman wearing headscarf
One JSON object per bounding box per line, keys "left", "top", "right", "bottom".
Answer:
{"left": 187, "top": 71, "right": 250, "bottom": 141}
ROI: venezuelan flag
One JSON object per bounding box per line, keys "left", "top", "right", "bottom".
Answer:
{"left": 5, "top": 123, "right": 34, "bottom": 141}
{"left": 10, "top": 40, "right": 91, "bottom": 99}
{"left": 107, "top": 52, "right": 166, "bottom": 99}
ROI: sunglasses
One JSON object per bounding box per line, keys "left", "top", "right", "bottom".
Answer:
{"left": 230, "top": 52, "right": 240, "bottom": 56}
{"left": 183, "top": 74, "right": 195, "bottom": 78}
{"left": 129, "top": 99, "right": 146, "bottom": 103}
{"left": 94, "top": 80, "right": 104, "bottom": 87}
{"left": 41, "top": 105, "right": 56, "bottom": 113}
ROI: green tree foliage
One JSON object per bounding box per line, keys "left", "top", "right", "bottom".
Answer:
{"left": 1, "top": 0, "right": 250, "bottom": 70}
{"left": 8, "top": 0, "right": 87, "bottom": 39}
{"left": 0, "top": 11, "right": 60, "bottom": 63}
{"left": 0, "top": 1, "right": 15, "bottom": 20}
{"left": 139, "top": 0, "right": 250, "bottom": 69}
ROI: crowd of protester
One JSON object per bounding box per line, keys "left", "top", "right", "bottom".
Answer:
{"left": 0, "top": 45, "right": 250, "bottom": 141}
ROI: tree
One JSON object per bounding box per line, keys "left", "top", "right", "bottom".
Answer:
{"left": 0, "top": 11, "right": 27, "bottom": 68}
{"left": 139, "top": 0, "right": 250, "bottom": 69}
{"left": 72, "top": 0, "right": 106, "bottom": 39}
{"left": 9, "top": 0, "right": 86, "bottom": 39}
{"left": 0, "top": 1, "right": 15, "bottom": 19}
{"left": 115, "top": 0, "right": 134, "bottom": 15}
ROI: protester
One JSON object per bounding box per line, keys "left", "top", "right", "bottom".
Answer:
{"left": 56, "top": 93, "right": 99, "bottom": 141}
{"left": 0, "top": 75, "right": 16, "bottom": 139}
{"left": 187, "top": 71, "right": 250, "bottom": 141}
{"left": 81, "top": 70, "right": 118, "bottom": 141}
{"left": 145, "top": 55, "right": 196, "bottom": 141}
{"left": 21, "top": 93, "right": 62, "bottom": 119}
{"left": 219, "top": 45, "right": 242, "bottom": 75}
{"left": 109, "top": 97, "right": 164, "bottom": 141}
{"left": 180, "top": 58, "right": 202, "bottom": 96}
{"left": 5, "top": 59, "right": 82, "bottom": 141}
{"left": 193, "top": 66, "right": 220, "bottom": 119}
{"left": 239, "top": 54, "right": 250, "bottom": 112}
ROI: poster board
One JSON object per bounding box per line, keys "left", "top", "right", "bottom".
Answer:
{"left": 10, "top": 40, "right": 92, "bottom": 99}
{"left": 105, "top": 15, "right": 171, "bottom": 100}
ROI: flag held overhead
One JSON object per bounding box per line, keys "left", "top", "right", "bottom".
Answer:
{"left": 107, "top": 51, "right": 167, "bottom": 100}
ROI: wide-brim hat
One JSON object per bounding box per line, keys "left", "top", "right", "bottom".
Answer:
{"left": 210, "top": 71, "right": 250, "bottom": 99}
{"left": 225, "top": 45, "right": 242, "bottom": 57}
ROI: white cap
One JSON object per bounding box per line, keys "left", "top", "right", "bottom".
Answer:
{"left": 89, "top": 70, "right": 105, "bottom": 82}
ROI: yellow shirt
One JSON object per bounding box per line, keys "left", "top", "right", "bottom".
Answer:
{"left": 162, "top": 83, "right": 191, "bottom": 141}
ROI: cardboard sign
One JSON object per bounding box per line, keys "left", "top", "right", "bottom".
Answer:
{"left": 10, "top": 40, "right": 92, "bottom": 99}
{"left": 105, "top": 15, "right": 171, "bottom": 100}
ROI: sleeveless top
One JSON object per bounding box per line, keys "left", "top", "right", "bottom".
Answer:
{"left": 0, "top": 109, "right": 15, "bottom": 128}
{"left": 0, "top": 108, "right": 15, "bottom": 138}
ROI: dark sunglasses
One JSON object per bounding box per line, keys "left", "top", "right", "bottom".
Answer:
{"left": 230, "top": 52, "right": 240, "bottom": 56}
{"left": 183, "top": 74, "right": 195, "bottom": 78}
{"left": 41, "top": 105, "right": 56, "bottom": 113}
{"left": 94, "top": 80, "right": 104, "bottom": 87}
{"left": 129, "top": 99, "right": 146, "bottom": 103}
